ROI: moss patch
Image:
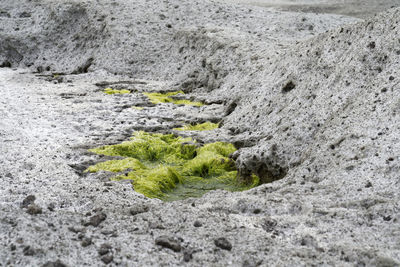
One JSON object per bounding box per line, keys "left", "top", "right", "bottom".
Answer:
{"left": 87, "top": 131, "right": 258, "bottom": 201}
{"left": 143, "top": 91, "right": 203, "bottom": 106}
{"left": 174, "top": 122, "right": 219, "bottom": 131}
{"left": 132, "top": 106, "right": 144, "bottom": 110}
{"left": 104, "top": 88, "right": 130, "bottom": 95}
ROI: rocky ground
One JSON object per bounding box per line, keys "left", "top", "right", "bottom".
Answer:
{"left": 1, "top": 0, "right": 399, "bottom": 266}
{"left": 215, "top": 0, "right": 400, "bottom": 18}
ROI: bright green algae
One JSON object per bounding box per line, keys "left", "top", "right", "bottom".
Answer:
{"left": 87, "top": 131, "right": 258, "bottom": 201}
{"left": 104, "top": 88, "right": 131, "bottom": 95}
{"left": 174, "top": 122, "right": 219, "bottom": 131}
{"left": 143, "top": 91, "right": 203, "bottom": 106}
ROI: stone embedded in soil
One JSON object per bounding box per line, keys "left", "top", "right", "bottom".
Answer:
{"left": 193, "top": 220, "right": 202, "bottom": 227}
{"left": 129, "top": 204, "right": 149, "bottom": 216}
{"left": 98, "top": 243, "right": 112, "bottom": 255}
{"left": 81, "top": 237, "right": 92, "bottom": 247}
{"left": 86, "top": 212, "right": 107, "bottom": 227}
{"left": 183, "top": 249, "right": 193, "bottom": 262}
{"left": 23, "top": 245, "right": 35, "bottom": 256}
{"left": 26, "top": 204, "right": 43, "bottom": 215}
{"left": 47, "top": 203, "right": 56, "bottom": 211}
{"left": 101, "top": 254, "right": 114, "bottom": 264}
{"left": 42, "top": 260, "right": 67, "bottom": 267}
{"left": 21, "top": 195, "right": 36, "bottom": 208}
{"left": 214, "top": 237, "right": 232, "bottom": 251}
{"left": 155, "top": 236, "right": 182, "bottom": 252}
{"left": 68, "top": 226, "right": 85, "bottom": 233}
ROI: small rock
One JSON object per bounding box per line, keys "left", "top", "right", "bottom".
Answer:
{"left": 193, "top": 220, "right": 202, "bottom": 227}
{"left": 19, "top": 11, "right": 31, "bottom": 18}
{"left": 253, "top": 208, "right": 262, "bottom": 214}
{"left": 214, "top": 237, "right": 232, "bottom": 251}
{"left": 242, "top": 257, "right": 263, "bottom": 267}
{"left": 0, "top": 61, "right": 11, "bottom": 68}
{"left": 129, "top": 204, "right": 149, "bottom": 216}
{"left": 21, "top": 195, "right": 36, "bottom": 208}
{"left": 383, "top": 215, "right": 392, "bottom": 221}
{"left": 26, "top": 204, "right": 42, "bottom": 215}
{"left": 155, "top": 236, "right": 181, "bottom": 252}
{"left": 42, "top": 260, "right": 67, "bottom": 267}
{"left": 68, "top": 226, "right": 85, "bottom": 233}
{"left": 23, "top": 245, "right": 35, "bottom": 256}
{"left": 365, "top": 181, "right": 373, "bottom": 188}
{"left": 10, "top": 244, "right": 16, "bottom": 251}
{"left": 101, "top": 254, "right": 113, "bottom": 264}
{"left": 48, "top": 203, "right": 56, "bottom": 211}
{"left": 183, "top": 250, "right": 193, "bottom": 262}
{"left": 87, "top": 212, "right": 107, "bottom": 227}
{"left": 81, "top": 237, "right": 92, "bottom": 247}
{"left": 98, "top": 243, "right": 112, "bottom": 255}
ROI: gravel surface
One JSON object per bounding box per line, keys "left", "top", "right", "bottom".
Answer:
{"left": 0, "top": 0, "right": 399, "bottom": 266}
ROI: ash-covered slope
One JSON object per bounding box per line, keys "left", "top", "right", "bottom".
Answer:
{"left": 0, "top": 0, "right": 356, "bottom": 78}
{"left": 217, "top": 8, "right": 400, "bottom": 183}
{"left": 1, "top": 0, "right": 399, "bottom": 266}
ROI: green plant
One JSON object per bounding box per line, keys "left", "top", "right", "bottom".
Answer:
{"left": 104, "top": 88, "right": 130, "bottom": 95}
{"left": 87, "top": 131, "right": 259, "bottom": 201}
{"left": 143, "top": 91, "right": 203, "bottom": 106}
{"left": 174, "top": 122, "right": 219, "bottom": 131}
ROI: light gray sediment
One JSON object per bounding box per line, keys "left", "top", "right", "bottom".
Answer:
{"left": 0, "top": 0, "right": 399, "bottom": 266}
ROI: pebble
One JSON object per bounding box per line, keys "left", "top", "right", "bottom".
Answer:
{"left": 23, "top": 245, "right": 35, "bottom": 256}
{"left": 214, "top": 237, "right": 232, "bottom": 251}
{"left": 193, "top": 220, "right": 202, "bottom": 227}
{"left": 26, "top": 204, "right": 42, "bottom": 215}
{"left": 101, "top": 254, "right": 114, "bottom": 264}
{"left": 155, "top": 236, "right": 181, "bottom": 252}
{"left": 42, "top": 260, "right": 67, "bottom": 267}
{"left": 87, "top": 212, "right": 107, "bottom": 227}
{"left": 129, "top": 204, "right": 149, "bottom": 216}
{"left": 81, "top": 237, "right": 92, "bottom": 247}
{"left": 98, "top": 243, "right": 112, "bottom": 255}
{"left": 21, "top": 195, "right": 36, "bottom": 208}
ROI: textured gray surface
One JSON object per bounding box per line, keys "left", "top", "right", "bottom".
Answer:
{"left": 0, "top": 0, "right": 399, "bottom": 266}
{"left": 214, "top": 0, "right": 400, "bottom": 18}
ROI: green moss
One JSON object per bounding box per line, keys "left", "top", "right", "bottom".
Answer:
{"left": 104, "top": 88, "right": 130, "bottom": 95}
{"left": 144, "top": 91, "right": 203, "bottom": 106}
{"left": 87, "top": 131, "right": 258, "bottom": 201}
{"left": 174, "top": 122, "right": 219, "bottom": 131}
{"left": 132, "top": 106, "right": 144, "bottom": 110}
{"left": 115, "top": 166, "right": 183, "bottom": 199}
{"left": 89, "top": 131, "right": 196, "bottom": 164}
{"left": 86, "top": 158, "right": 145, "bottom": 173}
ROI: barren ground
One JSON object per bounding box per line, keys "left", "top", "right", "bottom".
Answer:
{"left": 0, "top": 0, "right": 399, "bottom": 266}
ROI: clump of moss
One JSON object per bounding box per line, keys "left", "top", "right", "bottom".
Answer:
{"left": 89, "top": 131, "right": 197, "bottom": 164}
{"left": 132, "top": 106, "right": 144, "bottom": 110}
{"left": 104, "top": 88, "right": 130, "bottom": 95}
{"left": 86, "top": 158, "right": 145, "bottom": 173}
{"left": 116, "top": 166, "right": 183, "bottom": 199}
{"left": 174, "top": 122, "right": 219, "bottom": 131}
{"left": 87, "top": 131, "right": 258, "bottom": 201}
{"left": 144, "top": 91, "right": 203, "bottom": 106}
